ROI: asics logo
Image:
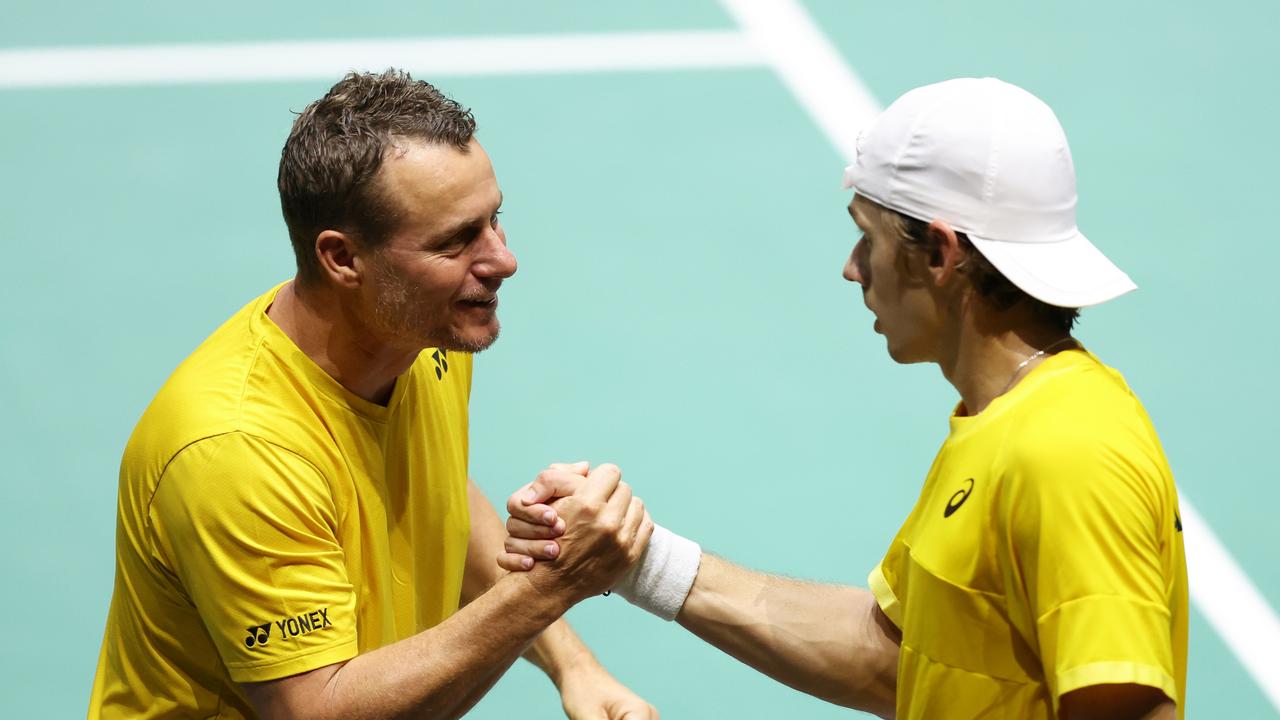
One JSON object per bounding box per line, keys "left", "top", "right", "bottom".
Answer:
{"left": 944, "top": 478, "right": 975, "bottom": 518}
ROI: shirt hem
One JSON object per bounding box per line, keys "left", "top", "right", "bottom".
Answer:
{"left": 868, "top": 565, "right": 903, "bottom": 628}
{"left": 227, "top": 636, "right": 359, "bottom": 683}
{"left": 1056, "top": 661, "right": 1178, "bottom": 708}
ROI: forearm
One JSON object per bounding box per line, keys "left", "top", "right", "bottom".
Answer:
{"left": 249, "top": 572, "right": 568, "bottom": 720}
{"left": 676, "top": 553, "right": 898, "bottom": 716}
{"left": 462, "top": 478, "right": 599, "bottom": 691}
{"left": 521, "top": 617, "right": 597, "bottom": 688}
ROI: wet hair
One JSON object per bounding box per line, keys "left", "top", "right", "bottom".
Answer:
{"left": 277, "top": 69, "right": 477, "bottom": 284}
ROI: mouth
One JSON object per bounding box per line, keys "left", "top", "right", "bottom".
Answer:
{"left": 866, "top": 305, "right": 881, "bottom": 334}
{"left": 457, "top": 296, "right": 498, "bottom": 314}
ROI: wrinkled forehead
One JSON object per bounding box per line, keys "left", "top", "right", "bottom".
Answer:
{"left": 383, "top": 139, "right": 498, "bottom": 219}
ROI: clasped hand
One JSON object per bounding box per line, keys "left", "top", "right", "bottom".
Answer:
{"left": 500, "top": 462, "right": 652, "bottom": 601}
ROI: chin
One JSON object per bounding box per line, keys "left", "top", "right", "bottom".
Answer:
{"left": 883, "top": 338, "right": 930, "bottom": 365}
{"left": 441, "top": 323, "right": 501, "bottom": 354}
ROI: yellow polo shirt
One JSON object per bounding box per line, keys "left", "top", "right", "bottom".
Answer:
{"left": 89, "top": 283, "right": 473, "bottom": 719}
{"left": 871, "top": 349, "right": 1187, "bottom": 719}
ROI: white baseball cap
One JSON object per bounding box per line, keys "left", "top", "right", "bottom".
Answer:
{"left": 842, "top": 77, "right": 1136, "bottom": 308}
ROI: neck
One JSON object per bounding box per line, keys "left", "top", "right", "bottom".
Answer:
{"left": 267, "top": 280, "right": 420, "bottom": 405}
{"left": 936, "top": 301, "right": 1073, "bottom": 416}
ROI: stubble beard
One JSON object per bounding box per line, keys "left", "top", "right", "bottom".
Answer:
{"left": 371, "top": 262, "right": 501, "bottom": 355}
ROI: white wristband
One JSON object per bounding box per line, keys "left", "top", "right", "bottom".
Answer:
{"left": 611, "top": 524, "right": 701, "bottom": 621}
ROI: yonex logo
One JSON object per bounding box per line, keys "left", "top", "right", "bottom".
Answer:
{"left": 243, "top": 608, "right": 333, "bottom": 650}
{"left": 244, "top": 623, "right": 271, "bottom": 648}
{"left": 944, "top": 478, "right": 975, "bottom": 518}
{"left": 431, "top": 349, "right": 450, "bottom": 380}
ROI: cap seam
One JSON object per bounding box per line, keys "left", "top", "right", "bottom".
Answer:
{"left": 887, "top": 87, "right": 957, "bottom": 213}
{"left": 981, "top": 81, "right": 1004, "bottom": 233}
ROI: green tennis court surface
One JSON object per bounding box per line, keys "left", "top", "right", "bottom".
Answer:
{"left": 2, "top": 1, "right": 1277, "bottom": 716}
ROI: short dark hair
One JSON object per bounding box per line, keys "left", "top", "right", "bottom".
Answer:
{"left": 277, "top": 69, "right": 477, "bottom": 284}
{"left": 890, "top": 210, "right": 1080, "bottom": 332}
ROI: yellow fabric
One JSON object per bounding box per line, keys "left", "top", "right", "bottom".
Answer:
{"left": 89, "top": 283, "right": 473, "bottom": 719}
{"left": 870, "top": 349, "right": 1187, "bottom": 719}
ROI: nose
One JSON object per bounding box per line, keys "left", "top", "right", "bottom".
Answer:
{"left": 475, "top": 225, "right": 518, "bottom": 281}
{"left": 843, "top": 237, "right": 866, "bottom": 286}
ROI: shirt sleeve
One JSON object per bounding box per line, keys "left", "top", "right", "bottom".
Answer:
{"left": 1002, "top": 425, "right": 1179, "bottom": 708}
{"left": 150, "top": 432, "right": 359, "bottom": 683}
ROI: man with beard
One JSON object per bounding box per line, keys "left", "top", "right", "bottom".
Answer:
{"left": 89, "top": 70, "right": 656, "bottom": 720}
{"left": 503, "top": 78, "right": 1187, "bottom": 719}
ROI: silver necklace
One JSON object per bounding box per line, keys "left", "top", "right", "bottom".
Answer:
{"left": 998, "top": 337, "right": 1077, "bottom": 396}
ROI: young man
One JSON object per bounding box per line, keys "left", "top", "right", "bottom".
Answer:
{"left": 503, "top": 78, "right": 1188, "bottom": 719}
{"left": 89, "top": 70, "right": 656, "bottom": 720}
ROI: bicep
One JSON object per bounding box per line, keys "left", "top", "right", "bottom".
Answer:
{"left": 1059, "top": 683, "right": 1175, "bottom": 720}
{"left": 241, "top": 662, "right": 345, "bottom": 720}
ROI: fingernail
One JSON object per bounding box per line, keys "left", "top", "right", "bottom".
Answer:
{"left": 521, "top": 557, "right": 533, "bottom": 569}
{"left": 543, "top": 510, "right": 556, "bottom": 524}
{"left": 545, "top": 543, "right": 559, "bottom": 558}
{"left": 523, "top": 488, "right": 537, "bottom": 503}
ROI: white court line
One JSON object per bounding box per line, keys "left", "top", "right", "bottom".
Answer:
{"left": 1181, "top": 502, "right": 1280, "bottom": 709}
{"left": 0, "top": 30, "right": 764, "bottom": 88}
{"left": 720, "top": 0, "right": 877, "bottom": 162}
{"left": 719, "top": 0, "right": 1280, "bottom": 710}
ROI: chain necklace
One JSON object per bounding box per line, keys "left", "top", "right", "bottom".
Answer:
{"left": 998, "top": 337, "right": 1077, "bottom": 397}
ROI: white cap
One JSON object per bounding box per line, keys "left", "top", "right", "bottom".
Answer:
{"left": 842, "top": 77, "right": 1136, "bottom": 308}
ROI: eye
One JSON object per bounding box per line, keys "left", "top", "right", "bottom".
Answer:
{"left": 490, "top": 210, "right": 503, "bottom": 227}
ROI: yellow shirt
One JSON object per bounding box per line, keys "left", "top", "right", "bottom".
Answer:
{"left": 871, "top": 349, "right": 1187, "bottom": 719}
{"left": 89, "top": 283, "right": 473, "bottom": 719}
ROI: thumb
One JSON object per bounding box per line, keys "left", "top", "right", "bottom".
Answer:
{"left": 523, "top": 468, "right": 588, "bottom": 505}
{"left": 547, "top": 461, "right": 590, "bottom": 476}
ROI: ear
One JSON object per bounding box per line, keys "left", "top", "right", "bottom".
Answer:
{"left": 314, "top": 230, "right": 363, "bottom": 289}
{"left": 924, "top": 220, "right": 967, "bottom": 288}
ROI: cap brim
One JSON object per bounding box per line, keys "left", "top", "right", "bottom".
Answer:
{"left": 967, "top": 229, "right": 1137, "bottom": 308}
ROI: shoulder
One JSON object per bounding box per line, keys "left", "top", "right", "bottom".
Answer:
{"left": 999, "top": 352, "right": 1172, "bottom": 507}
{"left": 1009, "top": 352, "right": 1158, "bottom": 462}
{"left": 157, "top": 432, "right": 328, "bottom": 496}
{"left": 122, "top": 293, "right": 278, "bottom": 487}
{"left": 150, "top": 432, "right": 335, "bottom": 533}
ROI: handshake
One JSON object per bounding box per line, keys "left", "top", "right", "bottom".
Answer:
{"left": 497, "top": 462, "right": 701, "bottom": 621}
